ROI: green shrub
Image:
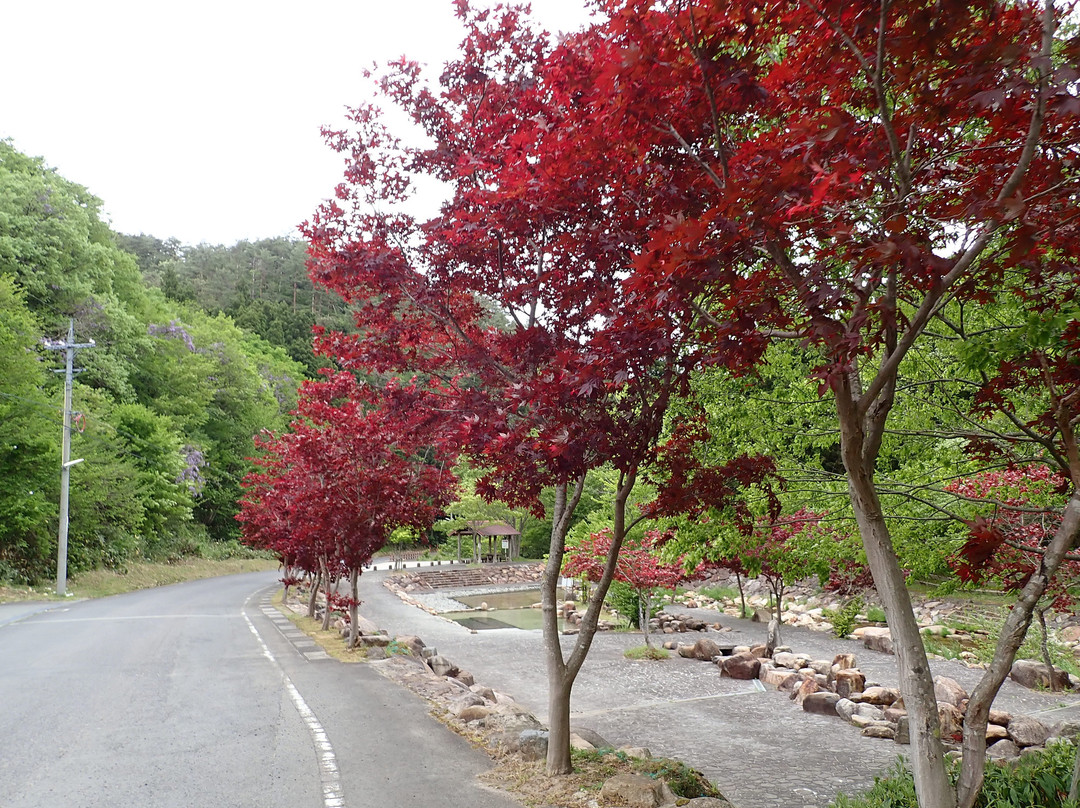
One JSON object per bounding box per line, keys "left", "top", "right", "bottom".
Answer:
{"left": 866, "top": 605, "right": 887, "bottom": 624}
{"left": 827, "top": 596, "right": 864, "bottom": 639}
{"left": 830, "top": 744, "right": 1080, "bottom": 808}
{"left": 977, "top": 738, "right": 1076, "bottom": 807}
{"left": 830, "top": 761, "right": 917, "bottom": 808}
{"left": 605, "top": 580, "right": 661, "bottom": 628}
{"left": 635, "top": 758, "right": 721, "bottom": 799}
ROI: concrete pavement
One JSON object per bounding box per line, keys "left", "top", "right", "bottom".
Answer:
{"left": 0, "top": 572, "right": 522, "bottom": 808}
{"left": 355, "top": 568, "right": 1080, "bottom": 808}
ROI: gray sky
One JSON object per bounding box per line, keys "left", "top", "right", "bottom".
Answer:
{"left": 2, "top": 0, "right": 592, "bottom": 246}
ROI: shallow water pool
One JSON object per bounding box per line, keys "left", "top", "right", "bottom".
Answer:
{"left": 443, "top": 587, "right": 569, "bottom": 630}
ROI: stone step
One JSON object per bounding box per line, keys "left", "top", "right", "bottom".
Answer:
{"left": 395, "top": 563, "right": 542, "bottom": 590}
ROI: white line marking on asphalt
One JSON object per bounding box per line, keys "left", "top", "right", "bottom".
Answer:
{"left": 28, "top": 614, "right": 241, "bottom": 623}
{"left": 244, "top": 613, "right": 345, "bottom": 808}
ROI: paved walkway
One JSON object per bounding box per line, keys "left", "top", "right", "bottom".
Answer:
{"left": 355, "top": 569, "right": 1080, "bottom": 808}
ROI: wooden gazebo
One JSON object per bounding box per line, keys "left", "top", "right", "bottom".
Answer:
{"left": 452, "top": 520, "right": 522, "bottom": 563}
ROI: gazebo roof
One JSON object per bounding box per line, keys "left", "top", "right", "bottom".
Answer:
{"left": 452, "top": 520, "right": 521, "bottom": 537}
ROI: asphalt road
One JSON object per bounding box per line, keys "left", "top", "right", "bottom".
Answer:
{"left": 0, "top": 571, "right": 519, "bottom": 808}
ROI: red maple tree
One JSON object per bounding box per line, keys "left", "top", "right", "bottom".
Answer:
{"left": 303, "top": 0, "right": 1077, "bottom": 797}
{"left": 300, "top": 2, "right": 777, "bottom": 773}
{"left": 536, "top": 2, "right": 1078, "bottom": 805}
{"left": 239, "top": 372, "right": 458, "bottom": 646}
{"left": 564, "top": 529, "right": 697, "bottom": 647}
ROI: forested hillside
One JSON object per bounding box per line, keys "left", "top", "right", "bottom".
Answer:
{"left": 0, "top": 140, "right": 307, "bottom": 583}
{"left": 118, "top": 235, "right": 354, "bottom": 377}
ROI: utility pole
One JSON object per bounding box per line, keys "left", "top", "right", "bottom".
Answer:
{"left": 46, "top": 320, "right": 94, "bottom": 596}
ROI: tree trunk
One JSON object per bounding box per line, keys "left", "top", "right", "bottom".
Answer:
{"left": 320, "top": 555, "right": 333, "bottom": 631}
{"left": 543, "top": 470, "right": 636, "bottom": 775}
{"left": 955, "top": 492, "right": 1080, "bottom": 808}
{"left": 735, "top": 571, "right": 746, "bottom": 619}
{"left": 542, "top": 479, "right": 587, "bottom": 775}
{"left": 348, "top": 566, "right": 360, "bottom": 650}
{"left": 640, "top": 590, "right": 652, "bottom": 648}
{"left": 836, "top": 373, "right": 956, "bottom": 808}
{"left": 1036, "top": 606, "right": 1055, "bottom": 691}
{"left": 308, "top": 569, "right": 321, "bottom": 618}
{"left": 846, "top": 465, "right": 955, "bottom": 808}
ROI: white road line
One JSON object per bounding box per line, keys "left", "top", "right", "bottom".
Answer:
{"left": 22, "top": 614, "right": 240, "bottom": 623}
{"left": 243, "top": 613, "right": 345, "bottom": 808}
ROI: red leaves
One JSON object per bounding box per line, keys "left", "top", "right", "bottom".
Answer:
{"left": 647, "top": 416, "right": 781, "bottom": 530}
{"left": 564, "top": 529, "right": 696, "bottom": 592}
{"left": 946, "top": 467, "right": 1076, "bottom": 608}
{"left": 237, "top": 373, "right": 459, "bottom": 575}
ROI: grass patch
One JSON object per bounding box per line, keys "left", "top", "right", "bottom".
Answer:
{"left": 273, "top": 591, "right": 366, "bottom": 663}
{"left": 624, "top": 644, "right": 670, "bottom": 661}
{"left": 0, "top": 557, "right": 278, "bottom": 602}
{"left": 480, "top": 748, "right": 723, "bottom": 808}
{"left": 697, "top": 584, "right": 739, "bottom": 601}
{"left": 918, "top": 609, "right": 1080, "bottom": 678}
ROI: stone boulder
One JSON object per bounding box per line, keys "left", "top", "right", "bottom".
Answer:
{"left": 859, "top": 686, "right": 900, "bottom": 706}
{"left": 772, "top": 651, "right": 799, "bottom": 669}
{"left": 470, "top": 684, "right": 496, "bottom": 702}
{"left": 861, "top": 627, "right": 894, "bottom": 655}
{"left": 776, "top": 672, "right": 803, "bottom": 693}
{"left": 988, "top": 709, "right": 1012, "bottom": 726}
{"left": 803, "top": 692, "right": 841, "bottom": 716}
{"left": 987, "top": 739, "right": 1021, "bottom": 760}
{"left": 517, "top": 729, "right": 548, "bottom": 761}
{"left": 600, "top": 773, "right": 677, "bottom": 808}
{"left": 1051, "top": 720, "right": 1080, "bottom": 740}
{"left": 427, "top": 654, "right": 459, "bottom": 678}
{"left": 832, "top": 652, "right": 857, "bottom": 670}
{"left": 986, "top": 724, "right": 1009, "bottom": 743}
{"left": 759, "top": 664, "right": 796, "bottom": 688}
{"left": 720, "top": 652, "right": 761, "bottom": 680}
{"left": 933, "top": 676, "right": 968, "bottom": 708}
{"left": 937, "top": 703, "right": 964, "bottom": 742}
{"left": 835, "top": 698, "right": 857, "bottom": 722}
{"left": 692, "top": 637, "right": 722, "bottom": 661}
{"left": 883, "top": 700, "right": 907, "bottom": 723}
{"left": 449, "top": 692, "right": 487, "bottom": 715}
{"left": 570, "top": 726, "right": 611, "bottom": 749}
{"left": 895, "top": 715, "right": 910, "bottom": 745}
{"left": 354, "top": 615, "right": 382, "bottom": 636}
{"left": 1008, "top": 716, "right": 1050, "bottom": 748}
{"left": 458, "top": 705, "right": 492, "bottom": 724}
{"left": 1010, "top": 659, "right": 1072, "bottom": 691}
{"left": 854, "top": 703, "right": 885, "bottom": 722}
{"left": 357, "top": 633, "right": 391, "bottom": 648}
{"left": 862, "top": 722, "right": 896, "bottom": 739}
{"left": 570, "top": 733, "right": 596, "bottom": 751}
{"left": 834, "top": 669, "right": 866, "bottom": 699}
{"left": 393, "top": 635, "right": 426, "bottom": 657}
{"left": 794, "top": 677, "right": 821, "bottom": 705}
